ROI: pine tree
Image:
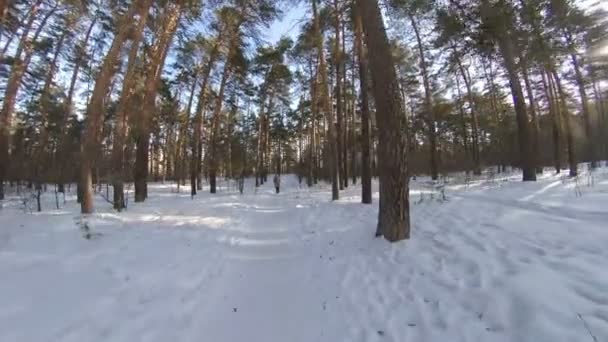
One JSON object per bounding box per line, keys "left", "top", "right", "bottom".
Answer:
{"left": 359, "top": 0, "right": 410, "bottom": 241}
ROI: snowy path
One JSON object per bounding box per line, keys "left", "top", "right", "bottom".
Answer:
{"left": 1, "top": 171, "right": 608, "bottom": 341}
{"left": 191, "top": 193, "right": 341, "bottom": 341}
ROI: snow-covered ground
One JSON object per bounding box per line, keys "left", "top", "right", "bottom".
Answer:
{"left": 1, "top": 168, "right": 607, "bottom": 342}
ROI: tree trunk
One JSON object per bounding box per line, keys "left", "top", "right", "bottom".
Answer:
{"left": 256, "top": 114, "right": 263, "bottom": 187}
{"left": 454, "top": 74, "right": 471, "bottom": 171}
{"left": 34, "top": 25, "right": 69, "bottom": 187}
{"left": 308, "top": 58, "right": 318, "bottom": 187}
{"left": 184, "top": 72, "right": 199, "bottom": 196}
{"left": 134, "top": 1, "right": 183, "bottom": 202}
{"left": 263, "top": 101, "right": 271, "bottom": 183}
{"left": 193, "top": 32, "right": 223, "bottom": 193}
{"left": 520, "top": 55, "right": 542, "bottom": 173}
{"left": 0, "top": 0, "right": 8, "bottom": 28}
{"left": 410, "top": 14, "right": 438, "bottom": 180}
{"left": 454, "top": 51, "right": 481, "bottom": 175}
{"left": 342, "top": 22, "right": 349, "bottom": 188}
{"left": 227, "top": 101, "right": 237, "bottom": 180}
{"left": 80, "top": 3, "right": 140, "bottom": 213}
{"left": 354, "top": 3, "right": 372, "bottom": 204}
{"left": 359, "top": 0, "right": 410, "bottom": 241}
{"left": 209, "top": 53, "right": 233, "bottom": 194}
{"left": 350, "top": 50, "right": 357, "bottom": 186}
{"left": 334, "top": 0, "right": 345, "bottom": 190}
{"left": 111, "top": 1, "right": 151, "bottom": 210}
{"left": 592, "top": 78, "right": 607, "bottom": 160}
{"left": 568, "top": 48, "right": 595, "bottom": 168}
{"left": 313, "top": 0, "right": 339, "bottom": 200}
{"left": 298, "top": 99, "right": 304, "bottom": 183}
{"left": 541, "top": 68, "right": 561, "bottom": 173}
{"left": 0, "top": 0, "right": 47, "bottom": 200}
{"left": 482, "top": 57, "right": 507, "bottom": 170}
{"left": 550, "top": 69, "right": 577, "bottom": 177}
{"left": 495, "top": 35, "right": 536, "bottom": 181}
{"left": 56, "top": 17, "right": 97, "bottom": 192}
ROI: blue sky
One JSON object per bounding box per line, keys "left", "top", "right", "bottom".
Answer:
{"left": 265, "top": 3, "right": 307, "bottom": 44}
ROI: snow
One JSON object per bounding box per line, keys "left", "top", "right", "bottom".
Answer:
{"left": 1, "top": 168, "right": 608, "bottom": 342}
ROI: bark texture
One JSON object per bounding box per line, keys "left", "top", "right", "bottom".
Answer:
{"left": 359, "top": 0, "right": 410, "bottom": 241}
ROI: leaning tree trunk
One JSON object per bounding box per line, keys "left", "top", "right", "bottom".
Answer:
{"left": 410, "top": 14, "right": 438, "bottom": 180}
{"left": 80, "top": 3, "right": 140, "bottom": 213}
{"left": 0, "top": 2, "right": 41, "bottom": 58}
{"left": 354, "top": 2, "right": 372, "bottom": 204}
{"left": 2, "top": 2, "right": 56, "bottom": 199}
{"left": 56, "top": 16, "right": 97, "bottom": 193}
{"left": 454, "top": 51, "right": 481, "bottom": 175}
{"left": 359, "top": 0, "right": 410, "bottom": 241}
{"left": 134, "top": 1, "right": 183, "bottom": 202}
{"left": 569, "top": 49, "right": 595, "bottom": 169}
{"left": 111, "top": 0, "right": 151, "bottom": 210}
{"left": 34, "top": 25, "right": 69, "bottom": 189}
{"left": 480, "top": 0, "right": 535, "bottom": 180}
{"left": 193, "top": 32, "right": 223, "bottom": 193}
{"left": 495, "top": 35, "right": 536, "bottom": 181}
{"left": 0, "top": 0, "right": 46, "bottom": 200}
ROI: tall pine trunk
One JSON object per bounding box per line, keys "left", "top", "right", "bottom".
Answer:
{"left": 134, "top": 2, "right": 183, "bottom": 202}
{"left": 359, "top": 0, "right": 410, "bottom": 241}
{"left": 541, "top": 68, "right": 561, "bottom": 173}
{"left": 80, "top": 3, "right": 140, "bottom": 213}
{"left": 193, "top": 32, "right": 223, "bottom": 193}
{"left": 209, "top": 58, "right": 231, "bottom": 194}
{"left": 454, "top": 52, "right": 481, "bottom": 175}
{"left": 482, "top": 0, "right": 535, "bottom": 181}
{"left": 333, "top": 0, "right": 345, "bottom": 190}
{"left": 410, "top": 14, "right": 438, "bottom": 180}
{"left": 184, "top": 71, "right": 199, "bottom": 196}
{"left": 550, "top": 69, "right": 577, "bottom": 177}
{"left": 520, "top": 57, "right": 542, "bottom": 173}
{"left": 111, "top": 1, "right": 151, "bottom": 210}
{"left": 589, "top": 69, "right": 606, "bottom": 160}
{"left": 493, "top": 34, "right": 536, "bottom": 180}
{"left": 308, "top": 58, "right": 318, "bottom": 187}
{"left": 313, "top": 0, "right": 339, "bottom": 200}
{"left": 354, "top": 2, "right": 371, "bottom": 204}
{"left": 454, "top": 75, "right": 471, "bottom": 171}
{"left": 568, "top": 46, "right": 595, "bottom": 168}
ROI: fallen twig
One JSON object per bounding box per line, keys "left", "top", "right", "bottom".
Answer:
{"left": 577, "top": 313, "right": 598, "bottom": 342}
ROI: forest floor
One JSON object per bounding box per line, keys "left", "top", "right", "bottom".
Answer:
{"left": 1, "top": 167, "right": 608, "bottom": 342}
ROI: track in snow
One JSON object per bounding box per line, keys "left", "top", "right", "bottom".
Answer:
{"left": 1, "top": 171, "right": 607, "bottom": 342}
